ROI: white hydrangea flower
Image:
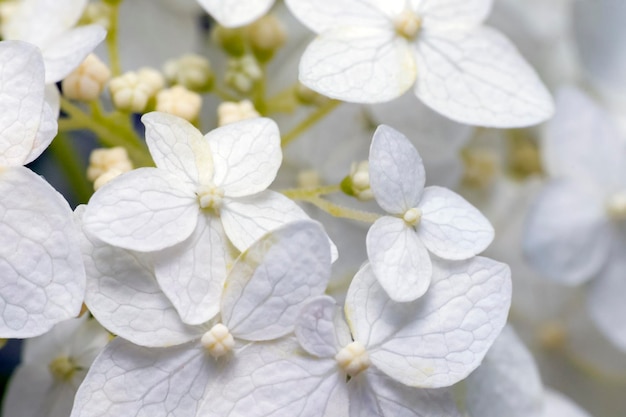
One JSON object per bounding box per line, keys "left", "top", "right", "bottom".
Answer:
{"left": 285, "top": 0, "right": 554, "bottom": 127}
{"left": 0, "top": 40, "right": 85, "bottom": 338}
{"left": 523, "top": 87, "right": 626, "bottom": 351}
{"left": 2, "top": 315, "right": 110, "bottom": 417}
{"left": 70, "top": 221, "right": 332, "bottom": 417}
{"left": 204, "top": 256, "right": 511, "bottom": 416}
{"left": 2, "top": 0, "right": 106, "bottom": 84}
{"left": 83, "top": 112, "right": 324, "bottom": 325}
{"left": 196, "top": 0, "right": 275, "bottom": 28}
{"left": 366, "top": 125, "right": 494, "bottom": 301}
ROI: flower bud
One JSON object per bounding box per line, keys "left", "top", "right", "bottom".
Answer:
{"left": 156, "top": 85, "right": 202, "bottom": 122}
{"left": 163, "top": 54, "right": 214, "bottom": 92}
{"left": 79, "top": 2, "right": 111, "bottom": 29}
{"left": 109, "top": 68, "right": 164, "bottom": 113}
{"left": 217, "top": 100, "right": 260, "bottom": 126}
{"left": 341, "top": 161, "right": 373, "bottom": 201}
{"left": 212, "top": 25, "right": 247, "bottom": 57}
{"left": 248, "top": 14, "right": 287, "bottom": 62}
{"left": 224, "top": 55, "right": 262, "bottom": 94}
{"left": 87, "top": 146, "right": 133, "bottom": 183}
{"left": 62, "top": 54, "right": 111, "bottom": 101}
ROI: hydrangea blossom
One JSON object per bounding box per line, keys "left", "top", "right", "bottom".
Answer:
{"left": 83, "top": 113, "right": 322, "bottom": 325}
{"left": 70, "top": 220, "right": 332, "bottom": 417}
{"left": 285, "top": 0, "right": 554, "bottom": 127}
{"left": 204, "top": 256, "right": 511, "bottom": 416}
{"left": 0, "top": 40, "right": 85, "bottom": 338}
{"left": 366, "top": 125, "right": 494, "bottom": 301}
{"left": 196, "top": 0, "right": 275, "bottom": 27}
{"left": 2, "top": 315, "right": 109, "bottom": 417}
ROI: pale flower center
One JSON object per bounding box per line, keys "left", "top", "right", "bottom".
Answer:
{"left": 606, "top": 191, "right": 626, "bottom": 220}
{"left": 197, "top": 183, "right": 225, "bottom": 210}
{"left": 394, "top": 9, "right": 422, "bottom": 40}
{"left": 49, "top": 356, "right": 76, "bottom": 381}
{"left": 201, "top": 323, "right": 235, "bottom": 358}
{"left": 403, "top": 207, "right": 422, "bottom": 226}
{"left": 335, "top": 341, "right": 371, "bottom": 377}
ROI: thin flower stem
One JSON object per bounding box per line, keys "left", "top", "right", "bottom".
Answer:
{"left": 281, "top": 99, "right": 341, "bottom": 147}
{"left": 106, "top": 1, "right": 122, "bottom": 77}
{"left": 59, "top": 97, "right": 153, "bottom": 167}
{"left": 282, "top": 184, "right": 379, "bottom": 223}
{"left": 47, "top": 132, "right": 93, "bottom": 204}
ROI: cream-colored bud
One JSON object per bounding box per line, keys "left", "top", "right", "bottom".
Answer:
{"left": 248, "top": 14, "right": 287, "bottom": 62}
{"left": 62, "top": 54, "right": 111, "bottom": 101}
{"left": 403, "top": 207, "right": 422, "bottom": 226}
{"left": 109, "top": 72, "right": 150, "bottom": 112}
{"left": 156, "top": 85, "right": 202, "bottom": 122}
{"left": 197, "top": 182, "right": 225, "bottom": 210}
{"left": 137, "top": 67, "right": 165, "bottom": 95}
{"left": 49, "top": 356, "right": 76, "bottom": 381}
{"left": 87, "top": 146, "right": 133, "bottom": 182}
{"left": 342, "top": 161, "right": 373, "bottom": 201}
{"left": 164, "top": 54, "right": 213, "bottom": 92}
{"left": 394, "top": 9, "right": 422, "bottom": 40}
{"left": 201, "top": 323, "right": 235, "bottom": 358}
{"left": 93, "top": 168, "right": 124, "bottom": 190}
{"left": 297, "top": 169, "right": 321, "bottom": 189}
{"left": 80, "top": 2, "right": 111, "bottom": 28}
{"left": 225, "top": 55, "right": 262, "bottom": 94}
{"left": 217, "top": 100, "right": 260, "bottom": 126}
{"left": 335, "top": 341, "right": 370, "bottom": 377}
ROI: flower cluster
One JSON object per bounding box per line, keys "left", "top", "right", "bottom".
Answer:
{"left": 0, "top": 0, "right": 623, "bottom": 416}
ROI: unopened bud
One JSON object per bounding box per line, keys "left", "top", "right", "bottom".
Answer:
{"left": 79, "top": 2, "right": 111, "bottom": 28}
{"left": 341, "top": 161, "right": 373, "bottom": 200}
{"left": 335, "top": 341, "right": 370, "bottom": 377}
{"left": 217, "top": 100, "right": 260, "bottom": 126}
{"left": 164, "top": 54, "right": 214, "bottom": 92}
{"left": 93, "top": 168, "right": 124, "bottom": 190}
{"left": 87, "top": 147, "right": 133, "bottom": 182}
{"left": 62, "top": 54, "right": 111, "bottom": 101}
{"left": 212, "top": 25, "right": 246, "bottom": 57}
{"left": 248, "top": 14, "right": 286, "bottom": 62}
{"left": 156, "top": 85, "right": 202, "bottom": 122}
{"left": 225, "top": 55, "right": 262, "bottom": 94}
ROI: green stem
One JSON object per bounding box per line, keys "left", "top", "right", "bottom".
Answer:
{"left": 281, "top": 184, "right": 341, "bottom": 199}
{"left": 59, "top": 97, "right": 153, "bottom": 167}
{"left": 281, "top": 100, "right": 341, "bottom": 147}
{"left": 106, "top": 1, "right": 122, "bottom": 77}
{"left": 47, "top": 132, "right": 93, "bottom": 204}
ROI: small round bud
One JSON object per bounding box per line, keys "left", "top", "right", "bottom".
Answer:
{"left": 461, "top": 149, "right": 498, "bottom": 189}
{"left": 49, "top": 356, "right": 76, "bottom": 381}
{"left": 394, "top": 9, "right": 422, "bottom": 40}
{"left": 197, "top": 183, "right": 225, "bottom": 210}
{"left": 62, "top": 54, "right": 111, "bottom": 101}
{"left": 79, "top": 2, "right": 112, "bottom": 28}
{"left": 163, "top": 54, "right": 214, "bottom": 92}
{"left": 248, "top": 14, "right": 287, "bottom": 62}
{"left": 156, "top": 85, "right": 202, "bottom": 122}
{"left": 137, "top": 67, "right": 165, "bottom": 94}
{"left": 212, "top": 25, "right": 247, "bottom": 57}
{"left": 201, "top": 323, "right": 235, "bottom": 358}
{"left": 297, "top": 169, "right": 321, "bottom": 189}
{"left": 341, "top": 161, "right": 373, "bottom": 201}
{"left": 87, "top": 147, "right": 133, "bottom": 182}
{"left": 217, "top": 99, "right": 260, "bottom": 126}
{"left": 537, "top": 321, "right": 567, "bottom": 350}
{"left": 93, "top": 169, "right": 124, "bottom": 190}
{"left": 403, "top": 207, "right": 422, "bottom": 226}
{"left": 335, "top": 341, "right": 370, "bottom": 377}
{"left": 225, "top": 55, "right": 262, "bottom": 94}
{"left": 109, "top": 72, "right": 151, "bottom": 113}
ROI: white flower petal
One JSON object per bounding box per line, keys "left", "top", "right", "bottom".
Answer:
{"left": 2, "top": 365, "right": 75, "bottom": 417}
{"left": 349, "top": 368, "right": 461, "bottom": 417}
{"left": 197, "top": 0, "right": 274, "bottom": 27}
{"left": 78, "top": 207, "right": 202, "bottom": 347}
{"left": 71, "top": 338, "right": 213, "bottom": 417}
{"left": 220, "top": 190, "right": 310, "bottom": 251}
{"left": 415, "top": 0, "right": 493, "bottom": 30}
{"left": 523, "top": 180, "right": 611, "bottom": 285}
{"left": 208, "top": 118, "right": 281, "bottom": 197}
{"left": 203, "top": 338, "right": 348, "bottom": 417}
{"left": 42, "top": 24, "right": 107, "bottom": 84}
{"left": 222, "top": 221, "right": 331, "bottom": 341}
{"left": 0, "top": 167, "right": 85, "bottom": 338}
{"left": 346, "top": 258, "right": 511, "bottom": 388}
{"left": 285, "top": 0, "right": 390, "bottom": 33}
{"left": 154, "top": 213, "right": 229, "bottom": 326}
{"left": 465, "top": 326, "right": 543, "bottom": 417}
{"left": 83, "top": 168, "right": 199, "bottom": 252}
{"left": 0, "top": 41, "right": 45, "bottom": 167}
{"left": 542, "top": 389, "right": 593, "bottom": 417}
{"left": 366, "top": 216, "right": 432, "bottom": 302}
{"left": 295, "top": 296, "right": 351, "bottom": 358}
{"left": 142, "top": 112, "right": 213, "bottom": 185}
{"left": 3, "top": 0, "right": 88, "bottom": 45}
{"left": 369, "top": 124, "right": 425, "bottom": 214}
{"left": 299, "top": 26, "right": 417, "bottom": 103}
{"left": 418, "top": 186, "right": 494, "bottom": 259}
{"left": 543, "top": 87, "right": 626, "bottom": 188}
{"left": 23, "top": 85, "right": 60, "bottom": 165}
{"left": 414, "top": 26, "right": 554, "bottom": 127}
{"left": 587, "top": 239, "right": 626, "bottom": 351}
